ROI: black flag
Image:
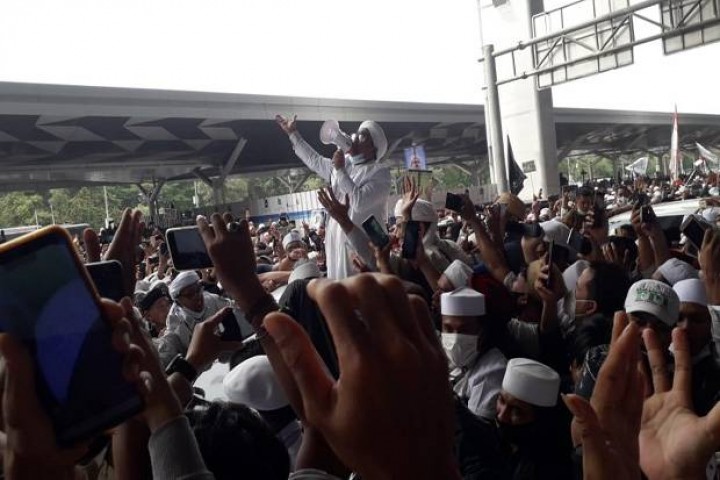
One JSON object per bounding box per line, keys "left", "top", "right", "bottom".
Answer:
{"left": 507, "top": 136, "right": 526, "bottom": 195}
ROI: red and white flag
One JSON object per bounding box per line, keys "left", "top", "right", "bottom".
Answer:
{"left": 669, "top": 106, "right": 681, "bottom": 181}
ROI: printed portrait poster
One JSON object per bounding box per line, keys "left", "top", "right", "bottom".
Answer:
{"left": 404, "top": 145, "right": 427, "bottom": 171}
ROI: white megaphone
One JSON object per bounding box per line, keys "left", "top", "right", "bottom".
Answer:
{"left": 319, "top": 120, "right": 353, "bottom": 152}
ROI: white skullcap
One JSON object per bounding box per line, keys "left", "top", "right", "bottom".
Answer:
{"left": 701, "top": 207, "right": 719, "bottom": 224}
{"left": 282, "top": 230, "right": 303, "bottom": 250}
{"left": 223, "top": 355, "right": 289, "bottom": 411}
{"left": 411, "top": 199, "right": 438, "bottom": 223}
{"left": 393, "top": 198, "right": 404, "bottom": 219}
{"left": 709, "top": 186, "right": 720, "bottom": 197}
{"left": 656, "top": 258, "right": 699, "bottom": 285}
{"left": 359, "top": 120, "right": 388, "bottom": 161}
{"left": 563, "top": 259, "right": 590, "bottom": 291}
{"left": 169, "top": 271, "right": 200, "bottom": 300}
{"left": 441, "top": 287, "right": 486, "bottom": 316}
{"left": 625, "top": 279, "right": 680, "bottom": 327}
{"left": 288, "top": 260, "right": 321, "bottom": 283}
{"left": 308, "top": 251, "right": 319, "bottom": 260}
{"left": 502, "top": 358, "right": 560, "bottom": 407}
{"left": 443, "top": 260, "right": 473, "bottom": 290}
{"left": 539, "top": 207, "right": 551, "bottom": 218}
{"left": 540, "top": 219, "right": 570, "bottom": 247}
{"left": 673, "top": 278, "right": 708, "bottom": 307}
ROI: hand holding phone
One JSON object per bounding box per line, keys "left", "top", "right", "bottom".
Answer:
{"left": 0, "top": 227, "right": 142, "bottom": 446}
{"left": 545, "top": 240, "right": 555, "bottom": 288}
{"left": 362, "top": 216, "right": 390, "bottom": 250}
{"left": 445, "top": 192, "right": 464, "bottom": 212}
{"left": 401, "top": 221, "right": 421, "bottom": 260}
{"left": 166, "top": 226, "right": 213, "bottom": 271}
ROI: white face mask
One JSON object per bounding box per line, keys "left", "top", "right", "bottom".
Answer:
{"left": 441, "top": 332, "right": 478, "bottom": 369}
{"left": 345, "top": 153, "right": 367, "bottom": 165}
{"left": 559, "top": 289, "right": 595, "bottom": 323}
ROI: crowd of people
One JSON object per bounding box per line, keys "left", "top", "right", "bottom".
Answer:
{"left": 2, "top": 117, "right": 720, "bottom": 480}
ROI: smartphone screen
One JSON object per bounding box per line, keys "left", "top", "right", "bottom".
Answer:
{"left": 401, "top": 221, "right": 421, "bottom": 260}
{"left": 218, "top": 309, "right": 244, "bottom": 342}
{"left": 361, "top": 215, "right": 390, "bottom": 249}
{"left": 445, "top": 192, "right": 463, "bottom": 212}
{"left": 166, "top": 227, "right": 213, "bottom": 271}
{"left": 545, "top": 240, "right": 555, "bottom": 288}
{"left": 682, "top": 217, "right": 707, "bottom": 249}
{"left": 86, "top": 260, "right": 125, "bottom": 302}
{"left": 0, "top": 228, "right": 142, "bottom": 446}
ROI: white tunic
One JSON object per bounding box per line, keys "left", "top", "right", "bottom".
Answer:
{"left": 290, "top": 131, "right": 391, "bottom": 280}
{"left": 157, "top": 292, "right": 252, "bottom": 366}
{"left": 451, "top": 347, "right": 508, "bottom": 420}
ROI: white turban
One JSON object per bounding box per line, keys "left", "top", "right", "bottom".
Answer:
{"left": 502, "top": 358, "right": 560, "bottom": 407}
{"left": 443, "top": 260, "right": 473, "bottom": 290}
{"left": 563, "top": 259, "right": 590, "bottom": 291}
{"left": 359, "top": 120, "right": 388, "bottom": 161}
{"left": 540, "top": 219, "right": 570, "bottom": 248}
{"left": 411, "top": 199, "right": 438, "bottom": 223}
{"left": 223, "top": 355, "right": 289, "bottom": 411}
{"left": 282, "top": 230, "right": 303, "bottom": 250}
{"left": 673, "top": 278, "right": 708, "bottom": 306}
{"left": 169, "top": 271, "right": 200, "bottom": 300}
{"left": 393, "top": 198, "right": 437, "bottom": 223}
{"left": 656, "top": 258, "right": 699, "bottom": 286}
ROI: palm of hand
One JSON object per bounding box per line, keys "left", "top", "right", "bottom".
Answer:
{"left": 639, "top": 391, "right": 715, "bottom": 480}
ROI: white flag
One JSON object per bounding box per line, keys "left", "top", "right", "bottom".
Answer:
{"left": 696, "top": 142, "right": 718, "bottom": 168}
{"left": 670, "top": 107, "right": 680, "bottom": 180}
{"left": 625, "top": 157, "right": 649, "bottom": 175}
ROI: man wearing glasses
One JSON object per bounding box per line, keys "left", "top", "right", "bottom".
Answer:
{"left": 276, "top": 114, "right": 391, "bottom": 280}
{"left": 157, "top": 270, "right": 252, "bottom": 367}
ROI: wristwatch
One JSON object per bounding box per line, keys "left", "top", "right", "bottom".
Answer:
{"left": 165, "top": 354, "right": 198, "bottom": 383}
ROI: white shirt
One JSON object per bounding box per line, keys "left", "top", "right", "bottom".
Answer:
{"left": 451, "top": 347, "right": 508, "bottom": 420}
{"left": 290, "top": 131, "right": 391, "bottom": 280}
{"left": 157, "top": 292, "right": 251, "bottom": 366}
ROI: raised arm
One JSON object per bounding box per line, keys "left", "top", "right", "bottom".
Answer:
{"left": 276, "top": 115, "right": 333, "bottom": 181}
{"left": 460, "top": 196, "right": 511, "bottom": 285}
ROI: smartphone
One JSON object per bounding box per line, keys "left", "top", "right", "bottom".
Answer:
{"left": 361, "top": 215, "right": 390, "bottom": 249}
{"left": 401, "top": 221, "right": 421, "bottom": 260}
{"left": 640, "top": 205, "right": 656, "bottom": 224}
{"left": 166, "top": 226, "right": 213, "bottom": 271}
{"left": 546, "top": 240, "right": 555, "bottom": 288}
{"left": 86, "top": 260, "right": 125, "bottom": 302}
{"left": 567, "top": 228, "right": 592, "bottom": 255}
{"left": 217, "top": 309, "right": 244, "bottom": 342}
{"left": 0, "top": 226, "right": 142, "bottom": 446}
{"left": 681, "top": 215, "right": 709, "bottom": 249}
{"left": 445, "top": 192, "right": 464, "bottom": 212}
{"left": 159, "top": 242, "right": 168, "bottom": 256}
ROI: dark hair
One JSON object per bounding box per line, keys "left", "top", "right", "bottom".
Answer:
{"left": 186, "top": 402, "right": 290, "bottom": 480}
{"left": 618, "top": 224, "right": 637, "bottom": 240}
{"left": 578, "top": 186, "right": 594, "bottom": 198}
{"left": 586, "top": 262, "right": 631, "bottom": 317}
{"left": 568, "top": 315, "right": 612, "bottom": 367}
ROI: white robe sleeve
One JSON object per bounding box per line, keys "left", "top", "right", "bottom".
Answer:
{"left": 289, "top": 131, "right": 333, "bottom": 181}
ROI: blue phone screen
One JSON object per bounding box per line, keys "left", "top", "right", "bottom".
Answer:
{"left": 0, "top": 233, "right": 141, "bottom": 444}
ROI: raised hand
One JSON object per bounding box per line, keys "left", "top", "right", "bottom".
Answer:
{"left": 400, "top": 176, "right": 420, "bottom": 221}
{"left": 638, "top": 327, "right": 720, "bottom": 480}
{"left": 275, "top": 114, "right": 297, "bottom": 135}
{"left": 699, "top": 228, "right": 720, "bottom": 305}
{"left": 185, "top": 307, "right": 244, "bottom": 373}
{"left": 197, "top": 213, "right": 261, "bottom": 312}
{"left": 317, "top": 187, "right": 351, "bottom": 228}
{"left": 264, "top": 274, "right": 460, "bottom": 479}
{"left": 105, "top": 209, "right": 144, "bottom": 296}
{"left": 562, "top": 312, "right": 644, "bottom": 480}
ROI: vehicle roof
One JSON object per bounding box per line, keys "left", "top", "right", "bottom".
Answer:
{"left": 608, "top": 199, "right": 703, "bottom": 231}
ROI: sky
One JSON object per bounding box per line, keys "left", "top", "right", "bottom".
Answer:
{"left": 0, "top": 0, "right": 718, "bottom": 113}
